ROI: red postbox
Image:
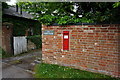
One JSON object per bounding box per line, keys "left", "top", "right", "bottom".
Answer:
{"left": 63, "top": 31, "right": 69, "bottom": 50}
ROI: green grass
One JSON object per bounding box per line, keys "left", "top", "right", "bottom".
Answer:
{"left": 34, "top": 63, "right": 119, "bottom": 79}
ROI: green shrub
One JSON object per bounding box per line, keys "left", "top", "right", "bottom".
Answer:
{"left": 0, "top": 47, "right": 12, "bottom": 58}
{"left": 26, "top": 35, "right": 42, "bottom": 49}
{"left": 0, "top": 47, "right": 2, "bottom": 58}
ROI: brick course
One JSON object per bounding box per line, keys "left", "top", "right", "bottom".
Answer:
{"left": 42, "top": 24, "right": 120, "bottom": 78}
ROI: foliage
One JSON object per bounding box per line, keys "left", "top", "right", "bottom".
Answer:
{"left": 18, "top": 2, "right": 120, "bottom": 25}
{"left": 0, "top": 47, "right": 12, "bottom": 58}
{"left": 113, "top": 2, "right": 120, "bottom": 8}
{"left": 2, "top": 2, "right": 9, "bottom": 11}
{"left": 26, "top": 35, "right": 42, "bottom": 49}
{"left": 0, "top": 47, "right": 2, "bottom": 58}
{"left": 2, "top": 16, "right": 41, "bottom": 36}
{"left": 34, "top": 63, "right": 118, "bottom": 78}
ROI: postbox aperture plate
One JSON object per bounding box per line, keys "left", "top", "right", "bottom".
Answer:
{"left": 64, "top": 35, "right": 68, "bottom": 39}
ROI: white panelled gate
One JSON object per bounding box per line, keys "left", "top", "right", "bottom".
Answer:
{"left": 13, "top": 36, "right": 27, "bottom": 55}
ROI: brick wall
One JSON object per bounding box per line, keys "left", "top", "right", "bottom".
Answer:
{"left": 42, "top": 24, "right": 120, "bottom": 78}
{"left": 2, "top": 22, "right": 13, "bottom": 55}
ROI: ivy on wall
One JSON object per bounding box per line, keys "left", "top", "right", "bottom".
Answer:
{"left": 2, "top": 15, "right": 41, "bottom": 36}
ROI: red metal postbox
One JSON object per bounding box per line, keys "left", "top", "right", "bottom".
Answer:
{"left": 63, "top": 31, "right": 69, "bottom": 50}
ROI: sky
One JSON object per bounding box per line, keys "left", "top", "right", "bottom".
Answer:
{"left": 6, "top": 0, "right": 16, "bottom": 5}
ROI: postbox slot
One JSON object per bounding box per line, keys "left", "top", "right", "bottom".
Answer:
{"left": 64, "top": 35, "right": 68, "bottom": 39}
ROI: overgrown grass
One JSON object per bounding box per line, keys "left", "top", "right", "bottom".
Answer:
{"left": 0, "top": 47, "right": 12, "bottom": 58}
{"left": 34, "top": 63, "right": 119, "bottom": 79}
{"left": 0, "top": 47, "right": 2, "bottom": 58}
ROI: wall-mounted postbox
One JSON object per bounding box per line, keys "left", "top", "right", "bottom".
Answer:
{"left": 63, "top": 31, "right": 69, "bottom": 50}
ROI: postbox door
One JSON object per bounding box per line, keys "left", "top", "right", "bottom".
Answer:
{"left": 63, "top": 31, "right": 69, "bottom": 50}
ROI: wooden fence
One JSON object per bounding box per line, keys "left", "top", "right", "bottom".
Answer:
{"left": 13, "top": 36, "right": 27, "bottom": 55}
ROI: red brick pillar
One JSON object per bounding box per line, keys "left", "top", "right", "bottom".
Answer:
{"left": 2, "top": 22, "right": 13, "bottom": 55}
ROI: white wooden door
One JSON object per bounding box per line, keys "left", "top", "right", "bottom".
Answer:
{"left": 14, "top": 36, "right": 27, "bottom": 55}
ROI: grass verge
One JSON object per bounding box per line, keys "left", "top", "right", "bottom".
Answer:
{"left": 34, "top": 63, "right": 118, "bottom": 79}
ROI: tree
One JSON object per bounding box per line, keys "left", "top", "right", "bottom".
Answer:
{"left": 113, "top": 2, "right": 120, "bottom": 8}
{"left": 18, "top": 2, "right": 120, "bottom": 25}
